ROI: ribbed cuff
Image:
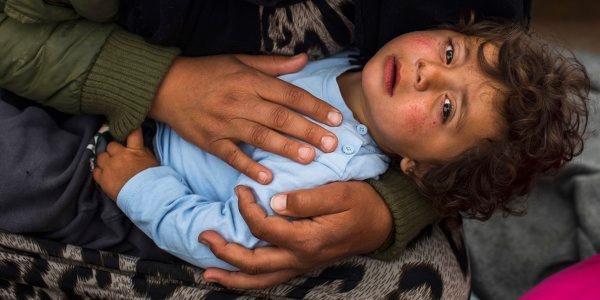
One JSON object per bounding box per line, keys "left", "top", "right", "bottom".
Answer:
{"left": 81, "top": 29, "right": 180, "bottom": 140}
{"left": 366, "top": 167, "right": 439, "bottom": 261}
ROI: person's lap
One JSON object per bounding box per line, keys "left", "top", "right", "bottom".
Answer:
{"left": 0, "top": 90, "right": 174, "bottom": 261}
{"left": 0, "top": 217, "right": 470, "bottom": 298}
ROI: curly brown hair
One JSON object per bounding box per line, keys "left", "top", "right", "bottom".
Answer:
{"left": 410, "top": 17, "right": 591, "bottom": 221}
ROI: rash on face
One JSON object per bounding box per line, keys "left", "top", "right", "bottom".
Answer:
{"left": 404, "top": 104, "right": 429, "bottom": 134}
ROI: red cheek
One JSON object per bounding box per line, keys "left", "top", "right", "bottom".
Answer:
{"left": 414, "top": 38, "right": 431, "bottom": 47}
{"left": 404, "top": 105, "right": 428, "bottom": 133}
{"left": 410, "top": 37, "right": 436, "bottom": 52}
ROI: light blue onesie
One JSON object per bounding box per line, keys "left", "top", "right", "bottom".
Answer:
{"left": 117, "top": 51, "right": 390, "bottom": 270}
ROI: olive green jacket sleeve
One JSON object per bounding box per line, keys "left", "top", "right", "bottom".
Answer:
{"left": 0, "top": 0, "right": 179, "bottom": 139}
{"left": 366, "top": 167, "right": 440, "bottom": 260}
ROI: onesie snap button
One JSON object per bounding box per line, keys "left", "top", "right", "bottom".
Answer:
{"left": 342, "top": 145, "right": 355, "bottom": 154}
{"left": 356, "top": 124, "right": 368, "bottom": 135}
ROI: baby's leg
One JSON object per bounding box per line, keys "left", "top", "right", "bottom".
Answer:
{"left": 0, "top": 91, "right": 175, "bottom": 262}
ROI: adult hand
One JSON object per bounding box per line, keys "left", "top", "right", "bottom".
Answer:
{"left": 93, "top": 128, "right": 159, "bottom": 200}
{"left": 150, "top": 53, "right": 342, "bottom": 184}
{"left": 199, "top": 182, "right": 393, "bottom": 289}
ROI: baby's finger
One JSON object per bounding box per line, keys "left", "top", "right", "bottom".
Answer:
{"left": 95, "top": 152, "right": 110, "bottom": 168}
{"left": 126, "top": 128, "right": 145, "bottom": 149}
{"left": 91, "top": 167, "right": 103, "bottom": 182}
{"left": 106, "top": 141, "right": 124, "bottom": 155}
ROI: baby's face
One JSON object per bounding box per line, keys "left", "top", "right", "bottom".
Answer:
{"left": 361, "top": 29, "right": 506, "bottom": 170}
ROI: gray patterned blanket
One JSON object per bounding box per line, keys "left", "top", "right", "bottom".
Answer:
{"left": 0, "top": 218, "right": 469, "bottom": 299}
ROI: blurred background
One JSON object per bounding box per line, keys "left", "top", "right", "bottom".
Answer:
{"left": 466, "top": 1, "right": 600, "bottom": 299}
{"left": 531, "top": 0, "right": 600, "bottom": 53}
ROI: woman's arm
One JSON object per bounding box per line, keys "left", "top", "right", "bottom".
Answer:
{"left": 0, "top": 9, "right": 180, "bottom": 139}
{"left": 0, "top": 12, "right": 342, "bottom": 182}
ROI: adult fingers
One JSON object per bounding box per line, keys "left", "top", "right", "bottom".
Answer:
{"left": 236, "top": 53, "right": 343, "bottom": 129}
{"left": 203, "top": 267, "right": 301, "bottom": 290}
{"left": 254, "top": 74, "right": 343, "bottom": 128}
{"left": 229, "top": 94, "right": 338, "bottom": 154}
{"left": 230, "top": 118, "right": 317, "bottom": 164}
{"left": 269, "top": 181, "right": 360, "bottom": 218}
{"left": 210, "top": 140, "right": 272, "bottom": 184}
{"left": 235, "top": 186, "right": 316, "bottom": 249}
{"left": 235, "top": 55, "right": 342, "bottom": 154}
{"left": 200, "top": 230, "right": 300, "bottom": 274}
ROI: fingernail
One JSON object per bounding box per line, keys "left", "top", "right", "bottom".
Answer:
{"left": 298, "top": 146, "right": 313, "bottom": 162}
{"left": 199, "top": 237, "right": 207, "bottom": 245}
{"left": 270, "top": 194, "right": 287, "bottom": 211}
{"left": 328, "top": 111, "right": 342, "bottom": 125}
{"left": 258, "top": 171, "right": 269, "bottom": 184}
{"left": 234, "top": 186, "right": 242, "bottom": 195}
{"left": 321, "top": 135, "right": 336, "bottom": 152}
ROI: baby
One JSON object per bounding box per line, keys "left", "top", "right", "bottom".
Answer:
{"left": 94, "top": 17, "right": 589, "bottom": 269}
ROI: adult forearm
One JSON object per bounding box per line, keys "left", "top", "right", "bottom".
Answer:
{"left": 0, "top": 13, "right": 179, "bottom": 140}
{"left": 0, "top": 14, "right": 114, "bottom": 112}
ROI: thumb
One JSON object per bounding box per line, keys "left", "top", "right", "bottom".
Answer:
{"left": 235, "top": 53, "right": 308, "bottom": 76}
{"left": 270, "top": 188, "right": 349, "bottom": 218}
{"left": 126, "top": 128, "right": 145, "bottom": 149}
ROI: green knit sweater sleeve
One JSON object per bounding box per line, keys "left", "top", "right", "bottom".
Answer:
{"left": 82, "top": 29, "right": 180, "bottom": 140}
{"left": 366, "top": 167, "right": 439, "bottom": 260}
{"left": 0, "top": 11, "right": 178, "bottom": 140}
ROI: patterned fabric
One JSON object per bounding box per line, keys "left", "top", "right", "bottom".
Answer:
{"left": 0, "top": 218, "right": 469, "bottom": 299}
{"left": 119, "top": 0, "right": 354, "bottom": 58}
{"left": 258, "top": 0, "right": 354, "bottom": 59}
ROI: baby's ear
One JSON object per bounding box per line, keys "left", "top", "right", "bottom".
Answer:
{"left": 399, "top": 157, "right": 431, "bottom": 178}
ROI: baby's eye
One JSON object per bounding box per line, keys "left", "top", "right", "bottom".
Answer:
{"left": 442, "top": 98, "right": 453, "bottom": 122}
{"left": 445, "top": 42, "right": 454, "bottom": 64}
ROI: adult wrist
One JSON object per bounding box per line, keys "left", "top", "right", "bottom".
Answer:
{"left": 81, "top": 29, "right": 180, "bottom": 140}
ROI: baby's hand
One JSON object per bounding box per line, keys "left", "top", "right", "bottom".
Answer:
{"left": 93, "top": 128, "right": 159, "bottom": 201}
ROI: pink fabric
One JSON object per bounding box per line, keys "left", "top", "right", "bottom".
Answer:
{"left": 520, "top": 254, "right": 600, "bottom": 300}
